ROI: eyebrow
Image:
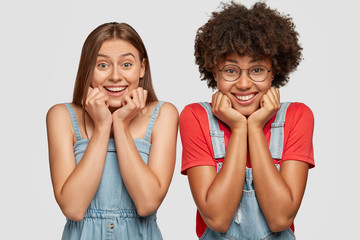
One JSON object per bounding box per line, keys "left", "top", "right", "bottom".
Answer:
{"left": 97, "top": 52, "right": 136, "bottom": 58}
{"left": 224, "top": 58, "right": 264, "bottom": 64}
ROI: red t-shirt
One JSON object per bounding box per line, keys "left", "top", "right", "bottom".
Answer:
{"left": 179, "top": 102, "right": 315, "bottom": 237}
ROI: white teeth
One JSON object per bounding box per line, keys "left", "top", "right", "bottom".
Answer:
{"left": 106, "top": 87, "right": 126, "bottom": 92}
{"left": 236, "top": 94, "right": 255, "bottom": 101}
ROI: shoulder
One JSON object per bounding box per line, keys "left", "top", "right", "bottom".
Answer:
{"left": 158, "top": 101, "right": 179, "bottom": 118}
{"left": 180, "top": 103, "right": 208, "bottom": 123}
{"left": 181, "top": 102, "right": 208, "bottom": 114}
{"left": 150, "top": 101, "right": 178, "bottom": 128}
{"left": 46, "top": 103, "right": 69, "bottom": 123}
{"left": 47, "top": 103, "right": 82, "bottom": 122}
{"left": 286, "top": 102, "right": 314, "bottom": 124}
{"left": 150, "top": 102, "right": 178, "bottom": 139}
{"left": 179, "top": 103, "right": 213, "bottom": 140}
{"left": 147, "top": 101, "right": 179, "bottom": 124}
{"left": 287, "top": 102, "right": 313, "bottom": 115}
{"left": 46, "top": 103, "right": 78, "bottom": 142}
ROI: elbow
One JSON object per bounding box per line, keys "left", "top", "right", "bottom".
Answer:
{"left": 267, "top": 216, "right": 294, "bottom": 233}
{"left": 136, "top": 201, "right": 161, "bottom": 217}
{"left": 60, "top": 205, "right": 86, "bottom": 222}
{"left": 204, "top": 215, "right": 232, "bottom": 233}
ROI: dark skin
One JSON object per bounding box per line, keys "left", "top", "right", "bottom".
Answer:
{"left": 187, "top": 55, "right": 309, "bottom": 233}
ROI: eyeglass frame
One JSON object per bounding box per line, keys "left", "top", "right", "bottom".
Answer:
{"left": 217, "top": 64, "right": 272, "bottom": 83}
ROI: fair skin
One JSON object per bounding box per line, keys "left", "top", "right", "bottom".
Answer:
{"left": 187, "top": 55, "right": 309, "bottom": 232}
{"left": 47, "top": 39, "right": 178, "bottom": 221}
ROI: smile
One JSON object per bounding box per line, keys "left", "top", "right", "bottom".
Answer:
{"left": 234, "top": 93, "right": 255, "bottom": 101}
{"left": 104, "top": 86, "right": 126, "bottom": 92}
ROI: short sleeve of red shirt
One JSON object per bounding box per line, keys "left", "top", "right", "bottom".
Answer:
{"left": 179, "top": 103, "right": 217, "bottom": 175}
{"left": 282, "top": 102, "right": 315, "bottom": 168}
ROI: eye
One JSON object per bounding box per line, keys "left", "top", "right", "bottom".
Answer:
{"left": 250, "top": 65, "right": 267, "bottom": 75}
{"left": 223, "top": 65, "right": 239, "bottom": 76}
{"left": 98, "top": 62, "right": 108, "bottom": 69}
{"left": 122, "top": 62, "right": 132, "bottom": 68}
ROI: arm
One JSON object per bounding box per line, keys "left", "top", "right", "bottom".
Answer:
{"left": 248, "top": 88, "right": 312, "bottom": 232}
{"left": 185, "top": 92, "right": 247, "bottom": 232}
{"left": 248, "top": 128, "right": 309, "bottom": 232}
{"left": 113, "top": 89, "right": 178, "bottom": 216}
{"left": 47, "top": 98, "right": 112, "bottom": 221}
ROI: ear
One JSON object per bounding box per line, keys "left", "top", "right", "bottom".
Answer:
{"left": 140, "top": 59, "right": 146, "bottom": 79}
{"left": 212, "top": 71, "right": 218, "bottom": 82}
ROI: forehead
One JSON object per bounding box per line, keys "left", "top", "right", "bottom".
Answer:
{"left": 98, "top": 39, "right": 140, "bottom": 58}
{"left": 222, "top": 54, "right": 271, "bottom": 65}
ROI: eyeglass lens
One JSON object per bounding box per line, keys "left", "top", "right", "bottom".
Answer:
{"left": 221, "top": 65, "right": 269, "bottom": 82}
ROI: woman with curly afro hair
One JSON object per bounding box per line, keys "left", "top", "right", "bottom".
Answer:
{"left": 179, "top": 1, "right": 314, "bottom": 239}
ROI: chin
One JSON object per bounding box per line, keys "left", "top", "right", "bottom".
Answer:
{"left": 234, "top": 105, "right": 258, "bottom": 117}
{"left": 108, "top": 101, "right": 122, "bottom": 112}
{"left": 109, "top": 98, "right": 122, "bottom": 106}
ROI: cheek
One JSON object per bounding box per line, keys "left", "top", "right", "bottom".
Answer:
{"left": 258, "top": 80, "right": 272, "bottom": 92}
{"left": 91, "top": 71, "right": 105, "bottom": 86}
{"left": 91, "top": 78, "right": 101, "bottom": 88}
{"left": 216, "top": 80, "right": 228, "bottom": 92}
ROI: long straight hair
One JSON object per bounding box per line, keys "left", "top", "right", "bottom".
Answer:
{"left": 72, "top": 22, "right": 158, "bottom": 108}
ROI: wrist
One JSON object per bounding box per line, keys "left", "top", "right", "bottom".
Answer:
{"left": 247, "top": 123, "right": 264, "bottom": 134}
{"left": 230, "top": 124, "right": 248, "bottom": 134}
{"left": 92, "top": 123, "right": 112, "bottom": 137}
{"left": 112, "top": 118, "right": 128, "bottom": 131}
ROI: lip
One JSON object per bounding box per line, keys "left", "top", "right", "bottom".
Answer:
{"left": 104, "top": 85, "right": 127, "bottom": 97}
{"left": 231, "top": 92, "right": 257, "bottom": 105}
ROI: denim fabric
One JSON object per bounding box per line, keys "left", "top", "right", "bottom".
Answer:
{"left": 199, "top": 102, "right": 295, "bottom": 240}
{"left": 269, "top": 102, "right": 290, "bottom": 160}
{"left": 199, "top": 102, "right": 225, "bottom": 169}
{"left": 62, "top": 102, "right": 164, "bottom": 240}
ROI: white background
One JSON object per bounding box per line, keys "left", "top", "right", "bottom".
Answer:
{"left": 0, "top": 0, "right": 359, "bottom": 239}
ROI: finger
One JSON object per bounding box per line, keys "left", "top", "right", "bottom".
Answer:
{"left": 274, "top": 88, "right": 280, "bottom": 107}
{"left": 122, "top": 94, "right": 136, "bottom": 109}
{"left": 87, "top": 87, "right": 94, "bottom": 96}
{"left": 260, "top": 94, "right": 268, "bottom": 108}
{"left": 130, "top": 89, "right": 141, "bottom": 108}
{"left": 89, "top": 89, "right": 107, "bottom": 104}
{"left": 143, "top": 90, "right": 148, "bottom": 108}
{"left": 82, "top": 87, "right": 93, "bottom": 106}
{"left": 135, "top": 87, "right": 145, "bottom": 108}
{"left": 219, "top": 94, "right": 231, "bottom": 110}
{"left": 212, "top": 91, "right": 222, "bottom": 112}
{"left": 138, "top": 89, "right": 147, "bottom": 109}
{"left": 94, "top": 94, "right": 109, "bottom": 106}
{"left": 265, "top": 88, "right": 277, "bottom": 106}
{"left": 86, "top": 87, "right": 100, "bottom": 104}
{"left": 261, "top": 92, "right": 278, "bottom": 112}
{"left": 268, "top": 87, "right": 280, "bottom": 109}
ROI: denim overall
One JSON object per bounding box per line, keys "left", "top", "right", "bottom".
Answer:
{"left": 62, "top": 102, "right": 164, "bottom": 240}
{"left": 198, "top": 102, "right": 295, "bottom": 240}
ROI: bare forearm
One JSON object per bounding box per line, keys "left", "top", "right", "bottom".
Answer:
{"left": 197, "top": 127, "right": 247, "bottom": 231}
{"left": 113, "top": 123, "right": 165, "bottom": 216}
{"left": 58, "top": 127, "right": 110, "bottom": 220}
{"left": 248, "top": 126, "right": 295, "bottom": 230}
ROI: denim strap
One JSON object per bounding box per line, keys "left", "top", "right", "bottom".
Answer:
{"left": 144, "top": 101, "right": 165, "bottom": 141}
{"left": 199, "top": 102, "right": 225, "bottom": 160}
{"left": 269, "top": 102, "right": 290, "bottom": 159}
{"left": 64, "top": 103, "right": 82, "bottom": 141}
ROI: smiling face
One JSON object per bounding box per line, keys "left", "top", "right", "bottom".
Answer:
{"left": 214, "top": 54, "right": 273, "bottom": 116}
{"left": 91, "top": 39, "right": 145, "bottom": 111}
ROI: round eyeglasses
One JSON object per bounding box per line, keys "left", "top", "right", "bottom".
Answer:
{"left": 218, "top": 64, "right": 272, "bottom": 82}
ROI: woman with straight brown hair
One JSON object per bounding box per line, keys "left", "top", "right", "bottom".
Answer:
{"left": 46, "top": 22, "right": 178, "bottom": 240}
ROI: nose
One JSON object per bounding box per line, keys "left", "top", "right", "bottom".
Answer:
{"left": 235, "top": 70, "right": 252, "bottom": 89}
{"left": 110, "top": 66, "right": 122, "bottom": 82}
